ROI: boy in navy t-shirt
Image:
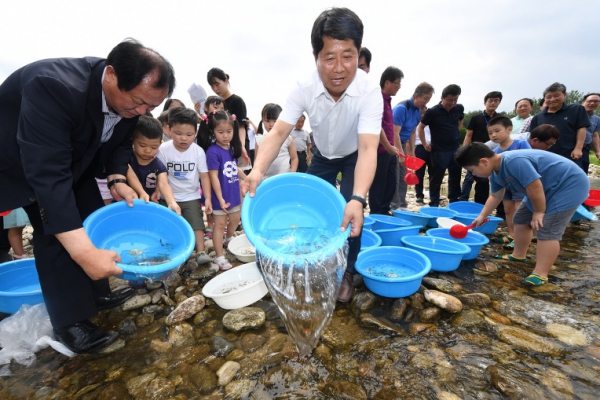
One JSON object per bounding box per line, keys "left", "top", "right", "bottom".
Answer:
{"left": 127, "top": 116, "right": 180, "bottom": 215}
{"left": 455, "top": 142, "right": 589, "bottom": 287}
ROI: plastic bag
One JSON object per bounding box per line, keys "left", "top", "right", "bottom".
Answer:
{"left": 0, "top": 303, "right": 75, "bottom": 376}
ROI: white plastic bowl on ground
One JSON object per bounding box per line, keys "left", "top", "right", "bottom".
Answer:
{"left": 436, "top": 217, "right": 465, "bottom": 229}
{"left": 228, "top": 234, "right": 256, "bottom": 262}
{"left": 201, "top": 262, "right": 268, "bottom": 309}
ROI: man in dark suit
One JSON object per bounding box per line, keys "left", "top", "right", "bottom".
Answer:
{"left": 0, "top": 39, "right": 175, "bottom": 353}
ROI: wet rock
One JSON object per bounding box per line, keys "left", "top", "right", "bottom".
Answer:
{"left": 313, "top": 343, "right": 332, "bottom": 361}
{"left": 458, "top": 293, "right": 491, "bottom": 307}
{"left": 173, "top": 292, "right": 188, "bottom": 304}
{"left": 94, "top": 382, "right": 130, "bottom": 400}
{"left": 496, "top": 325, "right": 565, "bottom": 356}
{"left": 167, "top": 322, "right": 194, "bottom": 346}
{"left": 125, "top": 372, "right": 156, "bottom": 398}
{"left": 474, "top": 260, "right": 498, "bottom": 272}
{"left": 191, "top": 310, "right": 210, "bottom": 326}
{"left": 227, "top": 349, "right": 245, "bottom": 361}
{"left": 585, "top": 345, "right": 600, "bottom": 360}
{"left": 98, "top": 338, "right": 125, "bottom": 354}
{"left": 546, "top": 323, "right": 589, "bottom": 346}
{"left": 241, "top": 333, "right": 267, "bottom": 352}
{"left": 424, "top": 290, "right": 463, "bottom": 313}
{"left": 189, "top": 364, "right": 217, "bottom": 394}
{"left": 352, "top": 291, "right": 377, "bottom": 311}
{"left": 359, "top": 313, "right": 403, "bottom": 334}
{"left": 146, "top": 281, "right": 162, "bottom": 290}
{"left": 165, "top": 295, "right": 206, "bottom": 325}
{"left": 142, "top": 304, "right": 164, "bottom": 314}
{"left": 149, "top": 288, "right": 165, "bottom": 304}
{"left": 418, "top": 307, "right": 441, "bottom": 322}
{"left": 223, "top": 307, "right": 266, "bottom": 332}
{"left": 403, "top": 307, "right": 415, "bottom": 322}
{"left": 436, "top": 392, "right": 462, "bottom": 400}
{"left": 541, "top": 368, "right": 574, "bottom": 399}
{"left": 488, "top": 365, "right": 547, "bottom": 399}
{"left": 490, "top": 341, "right": 518, "bottom": 364}
{"left": 373, "top": 388, "right": 404, "bottom": 400}
{"left": 484, "top": 310, "right": 512, "bottom": 325}
{"left": 149, "top": 338, "right": 172, "bottom": 353}
{"left": 224, "top": 379, "right": 256, "bottom": 399}
{"left": 389, "top": 298, "right": 409, "bottom": 320}
{"left": 164, "top": 270, "right": 183, "bottom": 289}
{"left": 322, "top": 380, "right": 367, "bottom": 400}
{"left": 161, "top": 294, "right": 176, "bottom": 306}
{"left": 409, "top": 292, "right": 425, "bottom": 310}
{"left": 409, "top": 323, "right": 436, "bottom": 334}
{"left": 211, "top": 335, "right": 235, "bottom": 356}
{"left": 322, "top": 316, "right": 372, "bottom": 349}
{"left": 451, "top": 309, "right": 486, "bottom": 329}
{"left": 121, "top": 294, "right": 152, "bottom": 311}
{"left": 189, "top": 262, "right": 219, "bottom": 280}
{"left": 134, "top": 312, "right": 154, "bottom": 327}
{"left": 422, "top": 277, "right": 462, "bottom": 293}
{"left": 409, "top": 351, "right": 435, "bottom": 369}
{"left": 217, "top": 361, "right": 240, "bottom": 386}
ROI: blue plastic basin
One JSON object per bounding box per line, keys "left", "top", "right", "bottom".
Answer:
{"left": 426, "top": 228, "right": 490, "bottom": 260}
{"left": 447, "top": 201, "right": 485, "bottom": 215}
{"left": 400, "top": 235, "right": 470, "bottom": 272}
{"left": 454, "top": 213, "right": 503, "bottom": 234}
{"left": 363, "top": 215, "right": 375, "bottom": 231}
{"left": 242, "top": 173, "right": 349, "bottom": 264}
{"left": 0, "top": 259, "right": 44, "bottom": 314}
{"left": 355, "top": 246, "right": 431, "bottom": 298}
{"left": 391, "top": 209, "right": 433, "bottom": 227}
{"left": 373, "top": 225, "right": 422, "bottom": 246}
{"left": 369, "top": 214, "right": 411, "bottom": 231}
{"left": 570, "top": 205, "right": 598, "bottom": 222}
{"left": 418, "top": 207, "right": 457, "bottom": 227}
{"left": 83, "top": 200, "right": 195, "bottom": 283}
{"left": 361, "top": 229, "right": 382, "bottom": 252}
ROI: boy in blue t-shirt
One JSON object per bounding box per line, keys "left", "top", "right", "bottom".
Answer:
{"left": 455, "top": 142, "right": 589, "bottom": 286}
{"left": 126, "top": 115, "right": 181, "bottom": 215}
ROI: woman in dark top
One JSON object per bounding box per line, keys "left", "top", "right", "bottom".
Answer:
{"left": 207, "top": 68, "right": 250, "bottom": 165}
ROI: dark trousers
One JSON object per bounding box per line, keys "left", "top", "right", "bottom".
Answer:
{"left": 582, "top": 145, "right": 590, "bottom": 174}
{"left": 429, "top": 149, "right": 462, "bottom": 206}
{"left": 297, "top": 151, "right": 308, "bottom": 173}
{"left": 414, "top": 145, "right": 431, "bottom": 199}
{"left": 459, "top": 171, "right": 490, "bottom": 204}
{"left": 24, "top": 173, "right": 110, "bottom": 328}
{"left": 369, "top": 152, "right": 397, "bottom": 214}
{"left": 0, "top": 216, "right": 11, "bottom": 263}
{"left": 307, "top": 146, "right": 360, "bottom": 274}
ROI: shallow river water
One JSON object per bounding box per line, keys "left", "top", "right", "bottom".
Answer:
{"left": 1, "top": 212, "right": 600, "bottom": 399}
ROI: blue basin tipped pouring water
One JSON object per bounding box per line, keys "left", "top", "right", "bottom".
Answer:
{"left": 0, "top": 258, "right": 44, "bottom": 314}
{"left": 418, "top": 207, "right": 457, "bottom": 227}
{"left": 369, "top": 214, "right": 411, "bottom": 231}
{"left": 83, "top": 200, "right": 195, "bottom": 283}
{"left": 355, "top": 246, "right": 431, "bottom": 298}
{"left": 453, "top": 213, "right": 503, "bottom": 235}
{"left": 400, "top": 235, "right": 470, "bottom": 272}
{"left": 361, "top": 229, "right": 382, "bottom": 252}
{"left": 426, "top": 228, "right": 490, "bottom": 260}
{"left": 373, "top": 225, "right": 422, "bottom": 246}
{"left": 391, "top": 209, "right": 433, "bottom": 227}
{"left": 446, "top": 201, "right": 485, "bottom": 215}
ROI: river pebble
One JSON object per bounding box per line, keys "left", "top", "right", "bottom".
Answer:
{"left": 546, "top": 323, "right": 590, "bottom": 346}
{"left": 359, "top": 313, "right": 403, "bottom": 334}
{"left": 422, "top": 277, "right": 462, "bottom": 293}
{"left": 222, "top": 307, "right": 266, "bottom": 332}
{"left": 165, "top": 294, "right": 206, "bottom": 325}
{"left": 496, "top": 324, "right": 565, "bottom": 356}
{"left": 424, "top": 290, "right": 463, "bottom": 313}
{"left": 224, "top": 379, "right": 256, "bottom": 399}
{"left": 167, "top": 322, "right": 194, "bottom": 346}
{"left": 389, "top": 298, "right": 409, "bottom": 320}
{"left": 217, "top": 361, "right": 241, "bottom": 386}
{"left": 488, "top": 365, "right": 547, "bottom": 399}
{"left": 121, "top": 294, "right": 152, "bottom": 311}
{"left": 352, "top": 291, "right": 377, "bottom": 311}
{"left": 418, "top": 307, "right": 441, "bottom": 322}
{"left": 322, "top": 380, "right": 367, "bottom": 400}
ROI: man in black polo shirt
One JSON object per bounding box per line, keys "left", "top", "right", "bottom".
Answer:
{"left": 459, "top": 91, "right": 502, "bottom": 204}
{"left": 417, "top": 84, "right": 464, "bottom": 206}
{"left": 530, "top": 82, "right": 590, "bottom": 169}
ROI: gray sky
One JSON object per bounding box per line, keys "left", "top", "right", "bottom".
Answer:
{"left": 1, "top": 0, "right": 598, "bottom": 126}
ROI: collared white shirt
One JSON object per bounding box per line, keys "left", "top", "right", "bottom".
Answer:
{"left": 100, "top": 68, "right": 123, "bottom": 143}
{"left": 279, "top": 69, "right": 382, "bottom": 159}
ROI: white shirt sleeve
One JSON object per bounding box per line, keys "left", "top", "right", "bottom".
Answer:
{"left": 196, "top": 146, "right": 208, "bottom": 173}
{"left": 358, "top": 86, "right": 384, "bottom": 135}
{"left": 279, "top": 84, "right": 306, "bottom": 126}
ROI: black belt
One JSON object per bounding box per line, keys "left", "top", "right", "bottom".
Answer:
{"left": 297, "top": 151, "right": 307, "bottom": 154}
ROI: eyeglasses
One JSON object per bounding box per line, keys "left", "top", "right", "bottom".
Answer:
{"left": 545, "top": 141, "right": 556, "bottom": 148}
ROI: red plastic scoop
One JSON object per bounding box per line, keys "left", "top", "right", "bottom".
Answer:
{"left": 397, "top": 152, "right": 426, "bottom": 170}
{"left": 0, "top": 210, "right": 12, "bottom": 217}
{"left": 449, "top": 218, "right": 489, "bottom": 238}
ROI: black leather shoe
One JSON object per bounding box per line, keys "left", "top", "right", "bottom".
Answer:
{"left": 53, "top": 320, "right": 119, "bottom": 353}
{"left": 337, "top": 272, "right": 354, "bottom": 303}
{"left": 95, "top": 286, "right": 135, "bottom": 311}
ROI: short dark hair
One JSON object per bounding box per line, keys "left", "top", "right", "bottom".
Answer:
{"left": 207, "top": 68, "right": 229, "bottom": 86}
{"left": 484, "top": 91, "right": 503, "bottom": 102}
{"left": 106, "top": 38, "right": 175, "bottom": 97}
{"left": 133, "top": 115, "right": 163, "bottom": 141}
{"left": 538, "top": 98, "right": 545, "bottom": 107}
{"left": 454, "top": 142, "right": 495, "bottom": 167}
{"left": 359, "top": 47, "right": 371, "bottom": 66}
{"left": 167, "top": 107, "right": 198, "bottom": 129}
{"left": 205, "top": 95, "right": 224, "bottom": 111}
{"left": 583, "top": 93, "right": 600, "bottom": 102}
{"left": 488, "top": 115, "right": 512, "bottom": 129}
{"left": 514, "top": 98, "right": 534, "bottom": 109}
{"left": 413, "top": 82, "right": 434, "bottom": 98}
{"left": 157, "top": 110, "right": 169, "bottom": 125}
{"left": 311, "top": 7, "right": 363, "bottom": 59}
{"left": 530, "top": 124, "right": 560, "bottom": 142}
{"left": 543, "top": 82, "right": 567, "bottom": 97}
{"left": 442, "top": 84, "right": 461, "bottom": 98}
{"left": 162, "top": 98, "right": 185, "bottom": 111}
{"left": 380, "top": 66, "right": 403, "bottom": 89}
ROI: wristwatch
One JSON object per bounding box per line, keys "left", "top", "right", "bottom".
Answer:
{"left": 350, "top": 194, "right": 367, "bottom": 208}
{"left": 107, "top": 178, "right": 127, "bottom": 189}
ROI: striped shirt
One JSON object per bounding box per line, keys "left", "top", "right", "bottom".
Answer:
{"left": 100, "top": 68, "right": 122, "bottom": 142}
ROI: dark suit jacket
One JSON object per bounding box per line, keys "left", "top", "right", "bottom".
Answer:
{"left": 0, "top": 57, "right": 138, "bottom": 235}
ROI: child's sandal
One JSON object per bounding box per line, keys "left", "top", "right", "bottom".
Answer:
{"left": 522, "top": 273, "right": 548, "bottom": 286}
{"left": 493, "top": 253, "right": 528, "bottom": 263}
{"left": 496, "top": 234, "right": 513, "bottom": 244}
